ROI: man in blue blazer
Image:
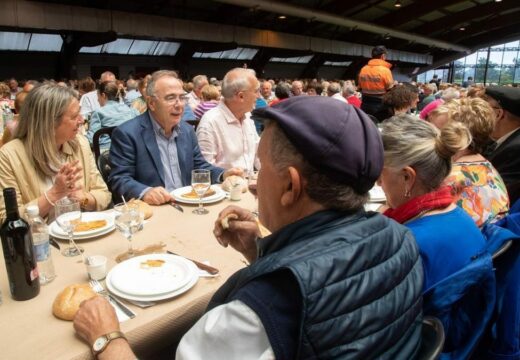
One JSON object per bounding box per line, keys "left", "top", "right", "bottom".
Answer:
{"left": 109, "top": 70, "right": 241, "bottom": 205}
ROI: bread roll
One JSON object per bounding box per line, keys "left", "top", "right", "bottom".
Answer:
{"left": 52, "top": 284, "right": 97, "bottom": 321}
{"left": 221, "top": 175, "right": 247, "bottom": 193}
{"left": 128, "top": 199, "right": 153, "bottom": 219}
{"left": 221, "top": 213, "right": 239, "bottom": 230}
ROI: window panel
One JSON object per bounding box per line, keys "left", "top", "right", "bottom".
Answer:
{"left": 154, "top": 42, "right": 180, "bottom": 56}
{"left": 270, "top": 55, "right": 313, "bottom": 64}
{"left": 499, "top": 66, "right": 514, "bottom": 85}
{"left": 323, "top": 61, "right": 352, "bottom": 67}
{"left": 80, "top": 44, "right": 103, "bottom": 53}
{"left": 464, "top": 52, "right": 478, "bottom": 65}
{"left": 128, "top": 40, "right": 158, "bottom": 55}
{"left": 101, "top": 39, "right": 133, "bottom": 54}
{"left": 0, "top": 31, "right": 30, "bottom": 51}
{"left": 502, "top": 50, "right": 518, "bottom": 65}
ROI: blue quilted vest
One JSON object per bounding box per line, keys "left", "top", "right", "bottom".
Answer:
{"left": 207, "top": 210, "right": 424, "bottom": 359}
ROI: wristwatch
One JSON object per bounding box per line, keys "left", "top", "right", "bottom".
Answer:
{"left": 92, "top": 331, "right": 126, "bottom": 357}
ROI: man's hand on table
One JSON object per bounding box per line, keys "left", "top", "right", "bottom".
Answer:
{"left": 142, "top": 186, "right": 173, "bottom": 205}
{"left": 73, "top": 297, "right": 136, "bottom": 360}
{"left": 214, "top": 205, "right": 259, "bottom": 263}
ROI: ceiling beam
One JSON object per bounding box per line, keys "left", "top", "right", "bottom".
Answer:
{"left": 463, "top": 24, "right": 520, "bottom": 49}
{"left": 412, "top": 0, "right": 520, "bottom": 36}
{"left": 212, "top": 0, "right": 470, "bottom": 52}
{"left": 374, "top": 0, "right": 466, "bottom": 28}
{"left": 444, "top": 10, "right": 520, "bottom": 44}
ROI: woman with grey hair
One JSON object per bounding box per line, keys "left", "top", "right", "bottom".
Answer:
{"left": 379, "top": 114, "right": 485, "bottom": 290}
{"left": 0, "top": 84, "right": 111, "bottom": 224}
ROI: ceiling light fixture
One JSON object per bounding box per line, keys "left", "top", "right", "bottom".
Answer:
{"left": 459, "top": 27, "right": 466, "bottom": 31}
{"left": 278, "top": 15, "right": 286, "bottom": 19}
{"left": 394, "top": 0, "right": 402, "bottom": 8}
{"left": 495, "top": 0, "right": 502, "bottom": 2}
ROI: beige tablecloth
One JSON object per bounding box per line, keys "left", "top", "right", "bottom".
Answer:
{"left": 0, "top": 194, "right": 254, "bottom": 360}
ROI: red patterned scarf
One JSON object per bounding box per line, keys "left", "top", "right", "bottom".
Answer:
{"left": 383, "top": 186, "right": 454, "bottom": 224}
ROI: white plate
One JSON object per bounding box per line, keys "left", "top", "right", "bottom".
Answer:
{"left": 109, "top": 254, "right": 194, "bottom": 296}
{"left": 171, "top": 185, "right": 226, "bottom": 204}
{"left": 106, "top": 260, "right": 199, "bottom": 302}
{"left": 369, "top": 186, "right": 386, "bottom": 202}
{"left": 50, "top": 212, "right": 114, "bottom": 237}
{"left": 49, "top": 223, "right": 115, "bottom": 240}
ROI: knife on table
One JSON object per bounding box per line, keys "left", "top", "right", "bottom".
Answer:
{"left": 49, "top": 237, "right": 61, "bottom": 251}
{"left": 169, "top": 200, "right": 184, "bottom": 212}
{"left": 167, "top": 250, "right": 219, "bottom": 275}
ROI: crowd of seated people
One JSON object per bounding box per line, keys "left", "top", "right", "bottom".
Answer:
{"left": 1, "top": 70, "right": 519, "bottom": 358}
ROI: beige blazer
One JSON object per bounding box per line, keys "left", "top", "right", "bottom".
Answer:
{"left": 0, "top": 136, "right": 111, "bottom": 223}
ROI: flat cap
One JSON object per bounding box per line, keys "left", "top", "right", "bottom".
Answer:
{"left": 485, "top": 86, "right": 520, "bottom": 118}
{"left": 251, "top": 96, "right": 383, "bottom": 194}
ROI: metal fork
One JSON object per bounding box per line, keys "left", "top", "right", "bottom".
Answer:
{"left": 89, "top": 280, "right": 137, "bottom": 318}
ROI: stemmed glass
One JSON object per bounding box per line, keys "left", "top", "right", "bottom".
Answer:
{"left": 55, "top": 198, "right": 83, "bottom": 257}
{"left": 114, "top": 203, "right": 143, "bottom": 258}
{"left": 192, "top": 169, "right": 211, "bottom": 215}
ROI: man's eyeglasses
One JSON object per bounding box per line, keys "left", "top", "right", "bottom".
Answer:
{"left": 155, "top": 94, "right": 188, "bottom": 104}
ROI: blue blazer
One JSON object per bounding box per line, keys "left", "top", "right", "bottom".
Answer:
{"left": 108, "top": 111, "right": 223, "bottom": 200}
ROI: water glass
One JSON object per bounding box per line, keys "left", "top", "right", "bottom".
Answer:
{"left": 192, "top": 169, "right": 211, "bottom": 215}
{"left": 55, "top": 198, "right": 83, "bottom": 257}
{"left": 114, "top": 203, "right": 143, "bottom": 257}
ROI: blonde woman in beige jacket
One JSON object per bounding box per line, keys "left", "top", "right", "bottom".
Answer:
{"left": 0, "top": 84, "right": 111, "bottom": 223}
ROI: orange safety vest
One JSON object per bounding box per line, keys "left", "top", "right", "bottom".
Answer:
{"left": 358, "top": 59, "right": 393, "bottom": 97}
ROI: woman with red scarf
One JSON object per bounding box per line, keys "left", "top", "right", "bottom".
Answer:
{"left": 379, "top": 115, "right": 486, "bottom": 291}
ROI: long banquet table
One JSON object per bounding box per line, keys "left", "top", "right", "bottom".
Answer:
{"left": 0, "top": 193, "right": 254, "bottom": 360}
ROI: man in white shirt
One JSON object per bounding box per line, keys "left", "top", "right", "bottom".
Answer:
{"left": 73, "top": 96, "right": 423, "bottom": 360}
{"left": 327, "top": 82, "right": 348, "bottom": 103}
{"left": 79, "top": 71, "right": 116, "bottom": 119}
{"left": 196, "top": 68, "right": 260, "bottom": 171}
{"left": 260, "top": 80, "right": 275, "bottom": 103}
{"left": 291, "top": 80, "right": 304, "bottom": 96}
{"left": 186, "top": 75, "right": 208, "bottom": 112}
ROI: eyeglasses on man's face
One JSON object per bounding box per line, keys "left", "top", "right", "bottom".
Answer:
{"left": 154, "top": 93, "right": 188, "bottom": 104}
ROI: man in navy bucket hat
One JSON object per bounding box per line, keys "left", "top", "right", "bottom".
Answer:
{"left": 74, "top": 96, "right": 423, "bottom": 359}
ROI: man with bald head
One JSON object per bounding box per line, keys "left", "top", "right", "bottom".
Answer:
{"left": 196, "top": 68, "right": 260, "bottom": 171}
{"left": 291, "top": 80, "right": 304, "bottom": 96}
{"left": 260, "top": 80, "right": 275, "bottom": 102}
{"left": 80, "top": 71, "right": 116, "bottom": 119}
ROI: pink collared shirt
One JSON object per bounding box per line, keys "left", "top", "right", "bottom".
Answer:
{"left": 196, "top": 101, "right": 260, "bottom": 171}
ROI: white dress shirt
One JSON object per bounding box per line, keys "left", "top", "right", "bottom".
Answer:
{"left": 176, "top": 300, "right": 275, "bottom": 360}
{"left": 80, "top": 90, "right": 101, "bottom": 119}
{"left": 331, "top": 93, "right": 348, "bottom": 103}
{"left": 186, "top": 91, "right": 202, "bottom": 112}
{"left": 196, "top": 101, "right": 260, "bottom": 171}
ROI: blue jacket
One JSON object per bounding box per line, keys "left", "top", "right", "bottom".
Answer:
{"left": 423, "top": 252, "right": 496, "bottom": 360}
{"left": 208, "top": 210, "right": 424, "bottom": 359}
{"left": 108, "top": 111, "right": 223, "bottom": 200}
{"left": 86, "top": 100, "right": 139, "bottom": 149}
{"left": 482, "top": 215, "right": 520, "bottom": 360}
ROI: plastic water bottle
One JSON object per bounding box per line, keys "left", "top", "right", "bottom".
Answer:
{"left": 2, "top": 107, "right": 13, "bottom": 132}
{"left": 26, "top": 205, "right": 56, "bottom": 285}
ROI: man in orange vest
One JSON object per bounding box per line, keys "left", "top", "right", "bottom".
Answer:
{"left": 358, "top": 46, "right": 394, "bottom": 122}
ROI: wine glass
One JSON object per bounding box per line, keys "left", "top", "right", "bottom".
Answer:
{"left": 192, "top": 169, "right": 211, "bottom": 215}
{"left": 55, "top": 198, "right": 83, "bottom": 257}
{"left": 114, "top": 203, "right": 143, "bottom": 258}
